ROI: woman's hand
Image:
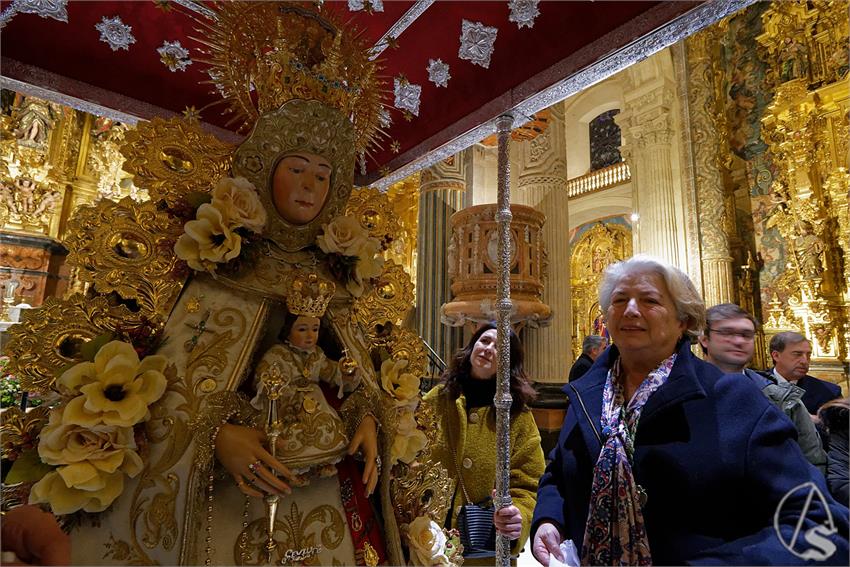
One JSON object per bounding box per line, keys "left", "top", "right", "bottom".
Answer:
{"left": 347, "top": 415, "right": 379, "bottom": 497}
{"left": 491, "top": 489, "right": 523, "bottom": 540}
{"left": 532, "top": 522, "right": 564, "bottom": 566}
{"left": 215, "top": 423, "right": 294, "bottom": 498}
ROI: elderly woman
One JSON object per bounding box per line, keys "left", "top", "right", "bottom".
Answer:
{"left": 423, "top": 322, "right": 545, "bottom": 562}
{"left": 531, "top": 255, "right": 848, "bottom": 565}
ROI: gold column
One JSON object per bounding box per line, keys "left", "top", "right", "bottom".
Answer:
{"left": 515, "top": 102, "right": 568, "bottom": 383}
{"left": 684, "top": 29, "right": 735, "bottom": 307}
{"left": 416, "top": 151, "right": 467, "bottom": 365}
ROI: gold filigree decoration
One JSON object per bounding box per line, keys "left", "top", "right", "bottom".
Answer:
{"left": 120, "top": 117, "right": 233, "bottom": 208}
{"left": 103, "top": 534, "right": 151, "bottom": 565}
{"left": 390, "top": 401, "right": 452, "bottom": 528}
{"left": 64, "top": 197, "right": 185, "bottom": 321}
{"left": 384, "top": 327, "right": 428, "bottom": 380}
{"left": 4, "top": 294, "right": 145, "bottom": 392}
{"left": 0, "top": 406, "right": 50, "bottom": 461}
{"left": 196, "top": 1, "right": 386, "bottom": 151}
{"left": 345, "top": 187, "right": 401, "bottom": 245}
{"left": 232, "top": 100, "right": 355, "bottom": 252}
{"left": 353, "top": 261, "right": 413, "bottom": 331}
{"left": 235, "top": 502, "right": 345, "bottom": 565}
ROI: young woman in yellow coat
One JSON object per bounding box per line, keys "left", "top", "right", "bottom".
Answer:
{"left": 423, "top": 322, "right": 545, "bottom": 562}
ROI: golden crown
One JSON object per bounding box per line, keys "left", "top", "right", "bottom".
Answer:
{"left": 286, "top": 272, "right": 335, "bottom": 318}
{"left": 196, "top": 1, "right": 385, "bottom": 151}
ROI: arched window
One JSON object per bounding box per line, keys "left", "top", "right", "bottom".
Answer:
{"left": 589, "top": 109, "right": 622, "bottom": 171}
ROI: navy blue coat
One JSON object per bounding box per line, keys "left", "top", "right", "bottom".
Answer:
{"left": 795, "top": 374, "right": 842, "bottom": 414}
{"left": 532, "top": 340, "right": 849, "bottom": 565}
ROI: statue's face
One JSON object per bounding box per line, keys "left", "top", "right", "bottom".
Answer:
{"left": 288, "top": 316, "right": 320, "bottom": 350}
{"left": 272, "top": 153, "right": 332, "bottom": 225}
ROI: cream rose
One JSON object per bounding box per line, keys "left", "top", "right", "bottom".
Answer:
{"left": 391, "top": 406, "right": 427, "bottom": 465}
{"left": 380, "top": 358, "right": 420, "bottom": 403}
{"left": 174, "top": 203, "right": 242, "bottom": 272}
{"left": 346, "top": 238, "right": 385, "bottom": 297}
{"left": 407, "top": 516, "right": 451, "bottom": 566}
{"left": 38, "top": 405, "right": 143, "bottom": 477}
{"left": 211, "top": 176, "right": 267, "bottom": 233}
{"left": 316, "top": 215, "right": 370, "bottom": 257}
{"left": 29, "top": 468, "right": 125, "bottom": 515}
{"left": 58, "top": 340, "right": 168, "bottom": 428}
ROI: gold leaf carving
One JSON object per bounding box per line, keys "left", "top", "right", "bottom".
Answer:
{"left": 345, "top": 187, "right": 401, "bottom": 245}
{"left": 391, "top": 401, "right": 452, "bottom": 528}
{"left": 64, "top": 197, "right": 185, "bottom": 321}
{"left": 384, "top": 327, "right": 428, "bottom": 381}
{"left": 5, "top": 294, "right": 145, "bottom": 392}
{"left": 0, "top": 406, "right": 50, "bottom": 460}
{"left": 353, "top": 261, "right": 414, "bottom": 332}
{"left": 120, "top": 117, "right": 233, "bottom": 208}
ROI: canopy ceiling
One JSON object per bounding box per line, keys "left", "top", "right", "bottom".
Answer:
{"left": 0, "top": 0, "right": 751, "bottom": 186}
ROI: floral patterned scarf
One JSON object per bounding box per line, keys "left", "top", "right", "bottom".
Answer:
{"left": 581, "top": 353, "right": 677, "bottom": 566}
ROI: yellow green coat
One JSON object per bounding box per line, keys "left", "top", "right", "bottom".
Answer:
{"left": 422, "top": 385, "right": 546, "bottom": 557}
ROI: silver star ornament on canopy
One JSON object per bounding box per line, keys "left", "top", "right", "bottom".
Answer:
{"left": 157, "top": 40, "right": 192, "bottom": 72}
{"left": 508, "top": 0, "right": 541, "bottom": 29}
{"left": 394, "top": 77, "right": 422, "bottom": 117}
{"left": 458, "top": 20, "right": 498, "bottom": 69}
{"left": 427, "top": 59, "right": 451, "bottom": 88}
{"left": 95, "top": 15, "right": 136, "bottom": 51}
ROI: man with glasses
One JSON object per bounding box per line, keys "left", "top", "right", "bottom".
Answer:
{"left": 700, "top": 304, "right": 826, "bottom": 470}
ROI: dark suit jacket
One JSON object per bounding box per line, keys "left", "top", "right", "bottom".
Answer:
{"left": 568, "top": 353, "right": 594, "bottom": 382}
{"left": 796, "top": 374, "right": 842, "bottom": 414}
{"left": 533, "top": 340, "right": 849, "bottom": 565}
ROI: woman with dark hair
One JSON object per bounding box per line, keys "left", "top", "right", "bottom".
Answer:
{"left": 422, "top": 322, "right": 545, "bottom": 561}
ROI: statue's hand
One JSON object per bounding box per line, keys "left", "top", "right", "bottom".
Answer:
{"left": 347, "top": 415, "right": 379, "bottom": 497}
{"left": 215, "top": 423, "right": 294, "bottom": 498}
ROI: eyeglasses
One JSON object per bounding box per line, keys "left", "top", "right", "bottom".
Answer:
{"left": 707, "top": 328, "right": 756, "bottom": 340}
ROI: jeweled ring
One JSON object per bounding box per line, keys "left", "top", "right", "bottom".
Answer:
{"left": 374, "top": 456, "right": 382, "bottom": 470}
{"left": 248, "top": 460, "right": 262, "bottom": 474}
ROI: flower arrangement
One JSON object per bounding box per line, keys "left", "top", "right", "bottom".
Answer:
{"left": 174, "top": 177, "right": 267, "bottom": 274}
{"left": 379, "top": 358, "right": 428, "bottom": 466}
{"left": 25, "top": 340, "right": 168, "bottom": 515}
{"left": 316, "top": 215, "right": 385, "bottom": 297}
{"left": 406, "top": 516, "right": 464, "bottom": 566}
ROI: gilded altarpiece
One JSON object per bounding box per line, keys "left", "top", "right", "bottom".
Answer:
{"left": 699, "top": 1, "right": 849, "bottom": 383}
{"left": 569, "top": 219, "right": 632, "bottom": 361}
{"left": 0, "top": 91, "right": 145, "bottom": 308}
{"left": 755, "top": 1, "right": 849, "bottom": 383}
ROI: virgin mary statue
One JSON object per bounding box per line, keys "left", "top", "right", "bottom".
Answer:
{"left": 3, "top": 2, "right": 455, "bottom": 565}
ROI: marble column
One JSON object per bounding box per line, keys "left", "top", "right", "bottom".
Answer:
{"left": 416, "top": 151, "right": 467, "bottom": 367}
{"left": 684, "top": 30, "right": 735, "bottom": 307}
{"left": 514, "top": 103, "right": 570, "bottom": 384}
{"left": 617, "top": 57, "right": 688, "bottom": 269}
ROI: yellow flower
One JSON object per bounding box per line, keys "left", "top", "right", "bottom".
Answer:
{"left": 211, "top": 176, "right": 267, "bottom": 233}
{"left": 316, "top": 215, "right": 370, "bottom": 257}
{"left": 380, "top": 358, "right": 420, "bottom": 403}
{"left": 407, "top": 516, "right": 451, "bottom": 566}
{"left": 390, "top": 406, "right": 427, "bottom": 465}
{"left": 38, "top": 405, "right": 143, "bottom": 476}
{"left": 174, "top": 203, "right": 242, "bottom": 272}
{"left": 29, "top": 468, "right": 126, "bottom": 515}
{"left": 58, "top": 340, "right": 168, "bottom": 427}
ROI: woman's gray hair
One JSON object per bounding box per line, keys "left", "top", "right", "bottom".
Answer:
{"left": 598, "top": 254, "right": 706, "bottom": 337}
